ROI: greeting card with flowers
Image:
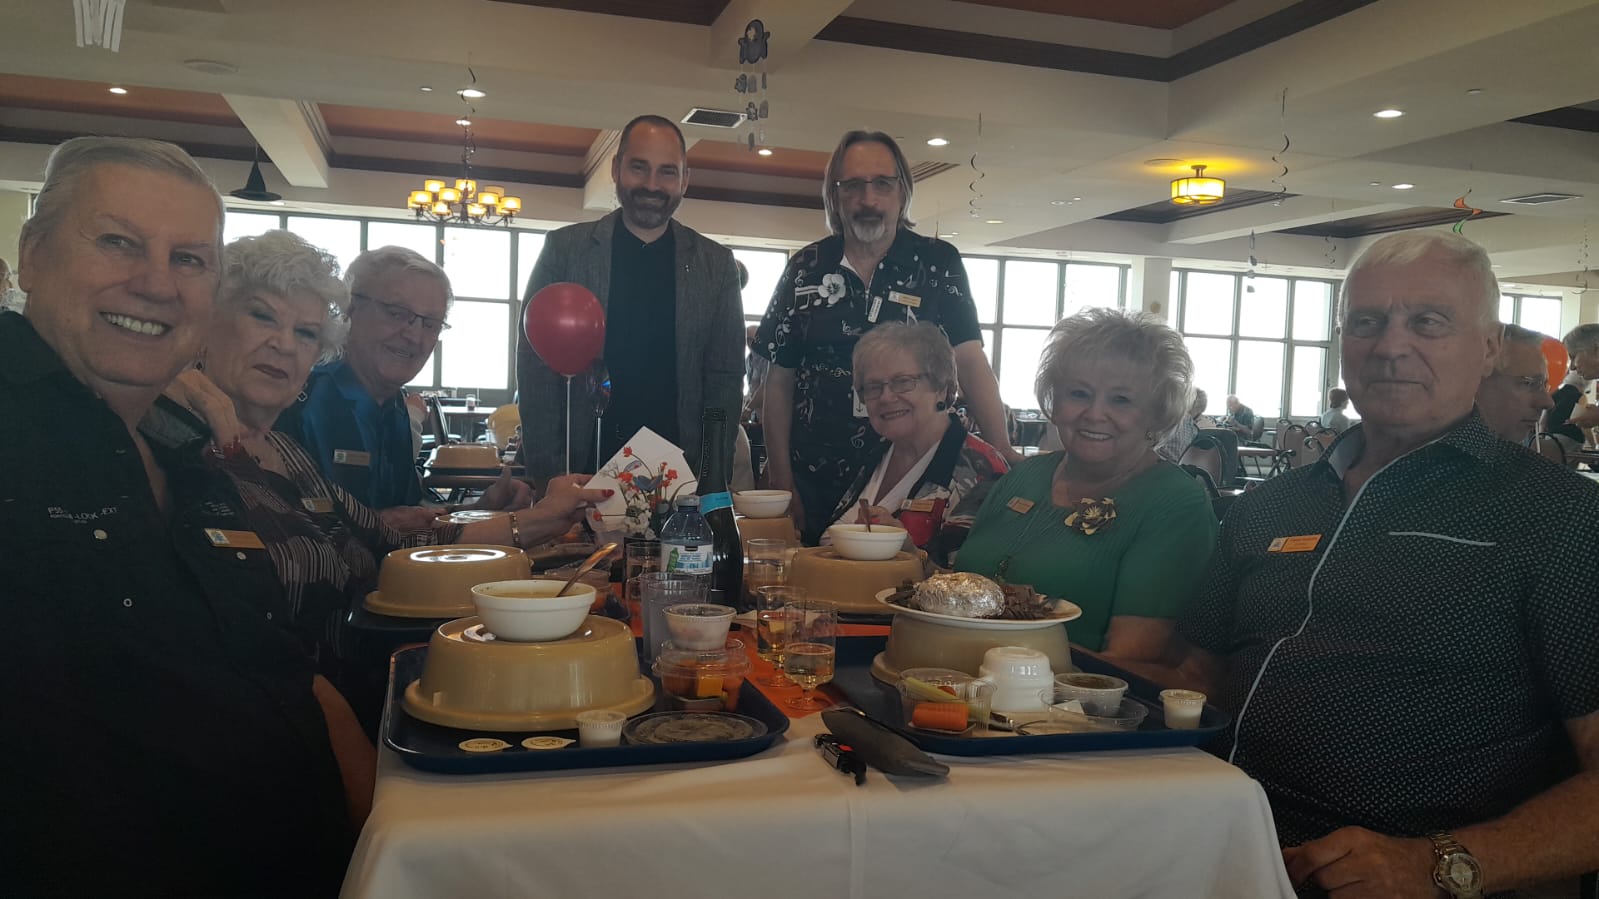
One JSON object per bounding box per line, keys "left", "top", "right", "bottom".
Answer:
{"left": 584, "top": 427, "right": 697, "bottom": 539}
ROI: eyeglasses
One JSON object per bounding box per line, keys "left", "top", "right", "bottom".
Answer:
{"left": 352, "top": 293, "right": 451, "bottom": 333}
{"left": 835, "top": 176, "right": 901, "bottom": 198}
{"left": 858, "top": 373, "right": 930, "bottom": 401}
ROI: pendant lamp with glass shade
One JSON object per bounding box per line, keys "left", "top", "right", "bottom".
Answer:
{"left": 1170, "top": 164, "right": 1225, "bottom": 206}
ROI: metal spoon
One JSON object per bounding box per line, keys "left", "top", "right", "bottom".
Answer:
{"left": 556, "top": 541, "right": 619, "bottom": 596}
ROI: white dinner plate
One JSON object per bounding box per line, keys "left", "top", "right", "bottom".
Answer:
{"left": 874, "top": 588, "right": 1082, "bottom": 631}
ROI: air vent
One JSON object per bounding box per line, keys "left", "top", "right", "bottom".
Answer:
{"left": 908, "top": 161, "right": 959, "bottom": 182}
{"left": 1500, "top": 192, "right": 1582, "bottom": 205}
{"left": 681, "top": 107, "right": 745, "bottom": 129}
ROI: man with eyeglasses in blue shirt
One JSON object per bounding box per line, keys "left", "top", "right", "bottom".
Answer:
{"left": 279, "top": 245, "right": 531, "bottom": 516}
{"left": 754, "top": 130, "right": 1016, "bottom": 544}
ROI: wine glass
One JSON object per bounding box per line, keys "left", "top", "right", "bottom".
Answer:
{"left": 753, "top": 585, "right": 804, "bottom": 687}
{"left": 781, "top": 598, "right": 838, "bottom": 712}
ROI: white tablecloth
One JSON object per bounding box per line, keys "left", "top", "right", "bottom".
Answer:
{"left": 342, "top": 714, "right": 1294, "bottom": 899}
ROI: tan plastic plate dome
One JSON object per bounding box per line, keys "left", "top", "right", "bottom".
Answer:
{"left": 364, "top": 545, "right": 530, "bottom": 618}
{"left": 786, "top": 546, "right": 924, "bottom": 613}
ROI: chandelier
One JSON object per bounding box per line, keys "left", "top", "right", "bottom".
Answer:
{"left": 1170, "top": 164, "right": 1226, "bottom": 206}
{"left": 404, "top": 74, "right": 521, "bottom": 226}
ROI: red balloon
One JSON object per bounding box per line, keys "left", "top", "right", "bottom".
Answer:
{"left": 524, "top": 282, "right": 605, "bottom": 377}
{"left": 1540, "top": 335, "right": 1568, "bottom": 392}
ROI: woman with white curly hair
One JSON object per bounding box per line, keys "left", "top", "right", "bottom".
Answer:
{"left": 956, "top": 308, "right": 1217, "bottom": 659}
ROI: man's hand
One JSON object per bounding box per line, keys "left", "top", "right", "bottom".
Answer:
{"left": 475, "top": 464, "right": 535, "bottom": 510}
{"left": 165, "top": 368, "right": 241, "bottom": 451}
{"left": 1284, "top": 827, "right": 1439, "bottom": 898}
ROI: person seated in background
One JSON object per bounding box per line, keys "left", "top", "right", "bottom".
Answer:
{"left": 1167, "top": 232, "right": 1599, "bottom": 898}
{"left": 1, "top": 136, "right": 358, "bottom": 897}
{"left": 1548, "top": 322, "right": 1599, "bottom": 447}
{"left": 956, "top": 309, "right": 1217, "bottom": 661}
{"left": 0, "top": 254, "right": 24, "bottom": 313}
{"left": 1156, "top": 387, "right": 1206, "bottom": 464}
{"left": 276, "top": 245, "right": 533, "bottom": 523}
{"left": 1220, "top": 393, "right": 1257, "bottom": 439}
{"left": 1319, "top": 387, "right": 1351, "bottom": 432}
{"left": 164, "top": 230, "right": 609, "bottom": 726}
{"left": 1476, "top": 323, "right": 1554, "bottom": 444}
{"left": 824, "top": 322, "right": 1007, "bottom": 567}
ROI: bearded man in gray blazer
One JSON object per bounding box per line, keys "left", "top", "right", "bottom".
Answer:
{"left": 517, "top": 115, "right": 745, "bottom": 480}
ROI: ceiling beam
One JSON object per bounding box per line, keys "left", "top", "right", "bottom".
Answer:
{"left": 581, "top": 129, "right": 620, "bottom": 212}
{"left": 221, "top": 94, "right": 330, "bottom": 189}
{"left": 708, "top": 0, "right": 854, "bottom": 71}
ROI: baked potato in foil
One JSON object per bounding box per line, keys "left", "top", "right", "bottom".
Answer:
{"left": 910, "top": 572, "right": 1006, "bottom": 619}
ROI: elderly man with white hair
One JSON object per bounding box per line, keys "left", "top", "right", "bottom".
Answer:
{"left": 1475, "top": 323, "right": 1555, "bottom": 444}
{"left": 1168, "top": 232, "right": 1599, "bottom": 899}
{"left": 277, "top": 245, "right": 531, "bottom": 519}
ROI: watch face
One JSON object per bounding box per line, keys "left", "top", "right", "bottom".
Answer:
{"left": 1443, "top": 853, "right": 1483, "bottom": 892}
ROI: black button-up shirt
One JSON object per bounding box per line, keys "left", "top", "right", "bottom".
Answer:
{"left": 0, "top": 314, "right": 351, "bottom": 897}
{"left": 1178, "top": 412, "right": 1599, "bottom": 846}
{"left": 753, "top": 228, "right": 981, "bottom": 500}
{"left": 602, "top": 224, "right": 679, "bottom": 460}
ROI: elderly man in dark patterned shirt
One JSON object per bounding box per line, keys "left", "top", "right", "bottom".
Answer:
{"left": 754, "top": 130, "right": 1017, "bottom": 543}
{"left": 1166, "top": 232, "right": 1599, "bottom": 899}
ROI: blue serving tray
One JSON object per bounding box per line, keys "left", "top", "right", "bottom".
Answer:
{"left": 831, "top": 636, "right": 1229, "bottom": 756}
{"left": 384, "top": 646, "right": 790, "bottom": 774}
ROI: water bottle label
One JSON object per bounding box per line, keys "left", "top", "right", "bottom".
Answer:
{"left": 700, "top": 491, "right": 732, "bottom": 514}
{"left": 662, "top": 544, "right": 714, "bottom": 574}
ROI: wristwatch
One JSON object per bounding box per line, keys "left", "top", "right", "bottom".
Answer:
{"left": 1428, "top": 832, "right": 1484, "bottom": 899}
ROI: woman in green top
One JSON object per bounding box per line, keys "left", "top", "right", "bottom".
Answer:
{"left": 957, "top": 308, "right": 1217, "bottom": 656}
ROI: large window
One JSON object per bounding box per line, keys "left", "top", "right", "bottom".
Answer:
{"left": 965, "top": 258, "right": 1128, "bottom": 409}
{"left": 1500, "top": 293, "right": 1563, "bottom": 340}
{"left": 1172, "top": 270, "right": 1336, "bottom": 420}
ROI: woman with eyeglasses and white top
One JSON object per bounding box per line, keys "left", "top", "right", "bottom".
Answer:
{"left": 821, "top": 321, "right": 1007, "bottom": 567}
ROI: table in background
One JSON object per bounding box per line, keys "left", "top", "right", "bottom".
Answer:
{"left": 437, "top": 405, "right": 492, "bottom": 442}
{"left": 342, "top": 655, "right": 1294, "bottom": 899}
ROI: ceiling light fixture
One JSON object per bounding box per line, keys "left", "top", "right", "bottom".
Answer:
{"left": 926, "top": 137, "right": 949, "bottom": 147}
{"left": 107, "top": 86, "right": 128, "bottom": 95}
{"left": 1373, "top": 108, "right": 1405, "bottom": 119}
{"left": 455, "top": 117, "right": 472, "bottom": 127}
{"left": 756, "top": 147, "right": 773, "bottom": 156}
{"left": 1369, "top": 181, "right": 1382, "bottom": 186}
{"left": 985, "top": 219, "right": 1004, "bottom": 225}
{"left": 1467, "top": 88, "right": 1483, "bottom": 95}
{"left": 1392, "top": 183, "right": 1415, "bottom": 190}
{"left": 420, "top": 86, "right": 434, "bottom": 92}
{"left": 1170, "top": 164, "right": 1226, "bottom": 206}
{"left": 457, "top": 87, "right": 486, "bottom": 99}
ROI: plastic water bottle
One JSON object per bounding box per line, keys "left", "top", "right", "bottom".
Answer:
{"left": 659, "top": 495, "right": 715, "bottom": 591}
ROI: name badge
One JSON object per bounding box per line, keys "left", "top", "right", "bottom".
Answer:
{"left": 205, "top": 528, "right": 265, "bottom": 550}
{"left": 332, "top": 449, "right": 371, "bottom": 466}
{"left": 301, "top": 497, "right": 334, "bottom": 514}
{"left": 902, "top": 498, "right": 937, "bottom": 513}
{"left": 1267, "top": 534, "right": 1321, "bottom": 553}
{"left": 889, "top": 291, "right": 922, "bottom": 308}
{"left": 867, "top": 296, "right": 883, "bottom": 323}
{"left": 1006, "top": 497, "right": 1035, "bottom": 515}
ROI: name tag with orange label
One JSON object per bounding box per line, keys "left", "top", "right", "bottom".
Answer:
{"left": 889, "top": 291, "right": 921, "bottom": 308}
{"left": 332, "top": 449, "right": 371, "bottom": 466}
{"left": 205, "top": 528, "right": 265, "bottom": 549}
{"left": 902, "top": 498, "right": 937, "bottom": 513}
{"left": 1006, "top": 497, "right": 1035, "bottom": 515}
{"left": 301, "top": 498, "right": 334, "bottom": 514}
{"left": 1267, "top": 534, "right": 1321, "bottom": 553}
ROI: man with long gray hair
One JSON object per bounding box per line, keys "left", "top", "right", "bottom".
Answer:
{"left": 753, "top": 130, "right": 1015, "bottom": 543}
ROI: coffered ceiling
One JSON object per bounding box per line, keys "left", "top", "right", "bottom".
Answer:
{"left": 0, "top": 0, "right": 1595, "bottom": 289}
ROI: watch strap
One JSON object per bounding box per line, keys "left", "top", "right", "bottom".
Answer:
{"left": 1428, "top": 832, "right": 1484, "bottom": 899}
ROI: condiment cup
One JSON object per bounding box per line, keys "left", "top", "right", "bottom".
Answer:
{"left": 1159, "top": 689, "right": 1207, "bottom": 730}
{"left": 575, "top": 709, "right": 627, "bottom": 747}
{"left": 1052, "top": 672, "right": 1129, "bottom": 717}
{"left": 663, "top": 603, "right": 736, "bottom": 650}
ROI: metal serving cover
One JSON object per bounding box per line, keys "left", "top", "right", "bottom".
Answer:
{"left": 910, "top": 573, "right": 1005, "bottom": 619}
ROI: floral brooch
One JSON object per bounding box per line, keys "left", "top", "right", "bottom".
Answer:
{"left": 1064, "top": 498, "right": 1117, "bottom": 536}
{"left": 820, "top": 272, "right": 846, "bottom": 305}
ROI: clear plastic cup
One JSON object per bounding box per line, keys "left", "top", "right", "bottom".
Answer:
{"left": 898, "top": 667, "right": 997, "bottom": 735}
{"left": 1160, "top": 689, "right": 1207, "bottom": 729}
{"left": 575, "top": 709, "right": 626, "bottom": 747}
{"left": 1052, "top": 672, "right": 1128, "bottom": 716}
{"left": 637, "top": 572, "right": 706, "bottom": 662}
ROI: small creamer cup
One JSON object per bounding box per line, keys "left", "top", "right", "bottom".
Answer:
{"left": 1159, "top": 689, "right": 1207, "bottom": 730}
{"left": 575, "top": 709, "right": 627, "bottom": 746}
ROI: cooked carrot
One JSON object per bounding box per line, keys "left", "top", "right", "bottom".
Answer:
{"left": 911, "top": 700, "right": 970, "bottom": 732}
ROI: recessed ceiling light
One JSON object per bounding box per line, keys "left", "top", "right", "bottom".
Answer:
{"left": 1050, "top": 200, "right": 1068, "bottom": 206}
{"left": 926, "top": 137, "right": 949, "bottom": 147}
{"left": 1392, "top": 183, "right": 1415, "bottom": 190}
{"left": 1143, "top": 157, "right": 1184, "bottom": 167}
{"left": 947, "top": 231, "right": 958, "bottom": 236}
{"left": 1467, "top": 88, "right": 1483, "bottom": 95}
{"left": 756, "top": 147, "right": 773, "bottom": 156}
{"left": 419, "top": 86, "right": 433, "bottom": 92}
{"left": 1072, "top": 197, "right": 1081, "bottom": 201}
{"left": 107, "top": 86, "right": 127, "bottom": 95}
{"left": 1369, "top": 181, "right": 1382, "bottom": 186}
{"left": 457, "top": 88, "right": 486, "bottom": 99}
{"left": 1373, "top": 108, "right": 1405, "bottom": 119}
{"left": 182, "top": 58, "right": 238, "bottom": 75}
{"left": 985, "top": 219, "right": 1004, "bottom": 225}
{"left": 455, "top": 117, "right": 472, "bottom": 127}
